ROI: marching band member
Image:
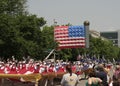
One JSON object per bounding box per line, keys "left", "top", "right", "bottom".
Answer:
{"left": 39, "top": 62, "right": 47, "bottom": 74}
{"left": 4, "top": 63, "right": 11, "bottom": 74}
{"left": 34, "top": 63, "right": 40, "bottom": 73}
{"left": 8, "top": 62, "right": 17, "bottom": 74}
{"left": 17, "top": 61, "right": 27, "bottom": 74}
{"left": 0, "top": 62, "right": 5, "bottom": 74}
{"left": 48, "top": 63, "right": 56, "bottom": 72}
{"left": 25, "top": 62, "right": 34, "bottom": 74}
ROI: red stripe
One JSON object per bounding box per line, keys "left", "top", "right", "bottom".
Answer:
{"left": 58, "top": 45, "right": 85, "bottom": 49}
{"left": 55, "top": 40, "right": 85, "bottom": 45}
{"left": 54, "top": 26, "right": 68, "bottom": 29}
{"left": 55, "top": 37, "right": 85, "bottom": 41}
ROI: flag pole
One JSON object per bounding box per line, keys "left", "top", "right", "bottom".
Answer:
{"left": 53, "top": 19, "right": 57, "bottom": 62}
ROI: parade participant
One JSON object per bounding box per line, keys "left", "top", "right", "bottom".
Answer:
{"left": 102, "top": 63, "right": 112, "bottom": 85}
{"left": 33, "top": 62, "right": 40, "bottom": 73}
{"left": 75, "top": 63, "right": 82, "bottom": 80}
{"left": 4, "top": 63, "right": 11, "bottom": 74}
{"left": 39, "top": 62, "right": 47, "bottom": 74}
{"left": 0, "top": 62, "right": 5, "bottom": 74}
{"left": 17, "top": 61, "right": 27, "bottom": 74}
{"left": 89, "top": 62, "right": 94, "bottom": 68}
{"left": 112, "top": 65, "right": 120, "bottom": 86}
{"left": 34, "top": 64, "right": 40, "bottom": 73}
{"left": 75, "top": 63, "right": 82, "bottom": 75}
{"left": 48, "top": 63, "right": 56, "bottom": 72}
{"left": 8, "top": 62, "right": 17, "bottom": 74}
{"left": 17, "top": 61, "right": 23, "bottom": 71}
{"left": 81, "top": 62, "right": 92, "bottom": 79}
{"left": 95, "top": 64, "right": 108, "bottom": 86}
{"left": 61, "top": 64, "right": 79, "bottom": 86}
{"left": 57, "top": 64, "right": 65, "bottom": 77}
{"left": 71, "top": 63, "right": 76, "bottom": 73}
{"left": 25, "top": 61, "right": 34, "bottom": 74}
{"left": 86, "top": 71, "right": 102, "bottom": 86}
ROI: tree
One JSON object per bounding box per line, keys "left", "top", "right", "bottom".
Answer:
{"left": 0, "top": 0, "right": 47, "bottom": 59}
{"left": 0, "top": 0, "right": 27, "bottom": 15}
{"left": 89, "top": 36, "right": 120, "bottom": 60}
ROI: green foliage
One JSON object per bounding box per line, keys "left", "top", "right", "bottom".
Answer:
{"left": 0, "top": 14, "right": 46, "bottom": 59}
{"left": 0, "top": 0, "right": 27, "bottom": 15}
{"left": 89, "top": 36, "right": 120, "bottom": 60}
{"left": 0, "top": 0, "right": 46, "bottom": 60}
{"left": 41, "top": 26, "right": 54, "bottom": 49}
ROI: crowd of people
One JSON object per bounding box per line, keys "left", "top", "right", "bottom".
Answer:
{"left": 60, "top": 59, "right": 120, "bottom": 86}
{"left": 0, "top": 56, "right": 119, "bottom": 86}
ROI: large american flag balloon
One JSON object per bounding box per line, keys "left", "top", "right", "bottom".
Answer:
{"left": 54, "top": 25, "right": 85, "bottom": 49}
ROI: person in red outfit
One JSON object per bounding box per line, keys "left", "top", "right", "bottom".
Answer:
{"left": 0, "top": 62, "right": 5, "bottom": 74}
{"left": 8, "top": 63, "right": 17, "bottom": 74}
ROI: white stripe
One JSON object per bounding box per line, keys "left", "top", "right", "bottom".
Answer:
{"left": 54, "top": 31, "right": 68, "bottom": 34}
{"left": 54, "top": 34, "right": 68, "bottom": 37}
{"left": 59, "top": 40, "right": 85, "bottom": 43}
{"left": 59, "top": 44, "right": 85, "bottom": 46}
{"left": 54, "top": 27, "right": 68, "bottom": 30}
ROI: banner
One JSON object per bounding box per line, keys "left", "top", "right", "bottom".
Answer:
{"left": 0, "top": 73, "right": 42, "bottom": 82}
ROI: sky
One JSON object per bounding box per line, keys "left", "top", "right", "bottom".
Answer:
{"left": 27, "top": 0, "right": 120, "bottom": 32}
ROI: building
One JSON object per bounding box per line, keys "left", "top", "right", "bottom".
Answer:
{"left": 89, "top": 30, "right": 100, "bottom": 38}
{"left": 89, "top": 30, "right": 107, "bottom": 40}
{"left": 100, "top": 30, "right": 120, "bottom": 47}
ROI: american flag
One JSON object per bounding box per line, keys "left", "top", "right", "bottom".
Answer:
{"left": 54, "top": 25, "right": 85, "bottom": 49}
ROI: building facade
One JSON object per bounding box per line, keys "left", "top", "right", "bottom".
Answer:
{"left": 90, "top": 30, "right": 107, "bottom": 40}
{"left": 100, "top": 30, "right": 120, "bottom": 47}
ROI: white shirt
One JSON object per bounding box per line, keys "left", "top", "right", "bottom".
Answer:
{"left": 61, "top": 73, "right": 79, "bottom": 86}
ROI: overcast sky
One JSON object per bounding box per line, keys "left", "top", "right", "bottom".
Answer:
{"left": 27, "top": 0, "right": 120, "bottom": 32}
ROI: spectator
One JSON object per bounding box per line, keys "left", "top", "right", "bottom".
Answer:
{"left": 61, "top": 64, "right": 79, "bottom": 86}
{"left": 86, "top": 71, "right": 102, "bottom": 86}
{"left": 112, "top": 65, "right": 120, "bottom": 86}
{"left": 95, "top": 64, "right": 108, "bottom": 86}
